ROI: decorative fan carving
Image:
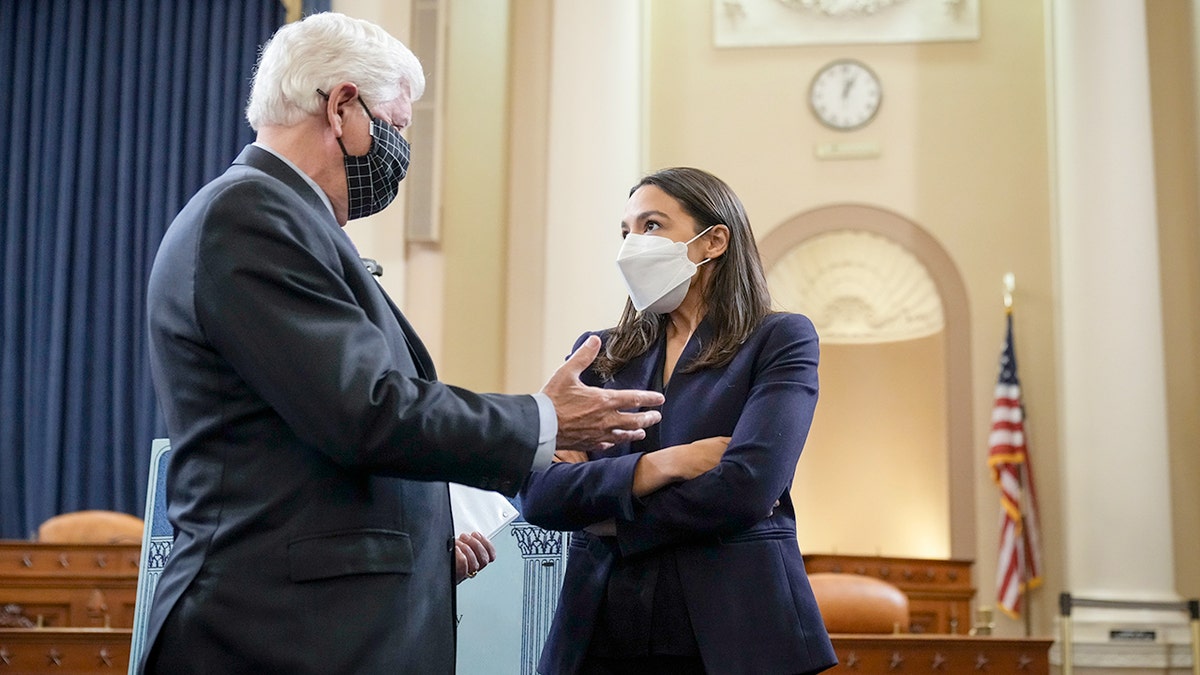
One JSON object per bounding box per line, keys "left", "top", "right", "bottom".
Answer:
{"left": 766, "top": 229, "right": 943, "bottom": 344}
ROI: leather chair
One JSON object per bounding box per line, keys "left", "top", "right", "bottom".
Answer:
{"left": 808, "top": 572, "right": 911, "bottom": 634}
{"left": 36, "top": 509, "right": 144, "bottom": 545}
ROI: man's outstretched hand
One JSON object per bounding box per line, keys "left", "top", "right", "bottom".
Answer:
{"left": 541, "top": 335, "right": 664, "bottom": 451}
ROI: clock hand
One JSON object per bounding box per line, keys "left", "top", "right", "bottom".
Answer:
{"left": 842, "top": 76, "right": 855, "bottom": 99}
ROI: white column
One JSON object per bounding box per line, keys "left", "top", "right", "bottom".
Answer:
{"left": 505, "top": 0, "right": 643, "bottom": 393}
{"left": 1051, "top": 0, "right": 1187, "bottom": 667}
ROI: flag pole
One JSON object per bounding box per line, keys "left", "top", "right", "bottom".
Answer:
{"left": 992, "top": 273, "right": 1044, "bottom": 634}
{"left": 1019, "top": 462, "right": 1032, "bottom": 637}
{"left": 1003, "top": 273, "right": 1033, "bottom": 637}
{"left": 1008, "top": 269, "right": 1036, "bottom": 634}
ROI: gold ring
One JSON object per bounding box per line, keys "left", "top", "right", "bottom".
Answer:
{"left": 467, "top": 570, "right": 478, "bottom": 578}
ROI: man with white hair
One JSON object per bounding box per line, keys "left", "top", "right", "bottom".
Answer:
{"left": 142, "top": 12, "right": 663, "bottom": 674}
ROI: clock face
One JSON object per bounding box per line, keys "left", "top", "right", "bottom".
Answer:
{"left": 808, "top": 59, "right": 882, "bottom": 131}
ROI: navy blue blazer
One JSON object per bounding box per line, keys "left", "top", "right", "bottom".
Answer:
{"left": 521, "top": 313, "right": 836, "bottom": 675}
{"left": 142, "top": 145, "right": 540, "bottom": 674}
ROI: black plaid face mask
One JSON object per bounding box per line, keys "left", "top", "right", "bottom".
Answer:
{"left": 318, "top": 90, "right": 411, "bottom": 220}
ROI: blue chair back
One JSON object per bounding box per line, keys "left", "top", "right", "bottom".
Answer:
{"left": 128, "top": 438, "right": 173, "bottom": 674}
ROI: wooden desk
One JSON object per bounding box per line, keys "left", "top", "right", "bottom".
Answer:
{"left": 0, "top": 542, "right": 140, "bottom": 629}
{"left": 805, "top": 554, "right": 975, "bottom": 634}
{"left": 0, "top": 630, "right": 1052, "bottom": 675}
{"left": 828, "top": 634, "right": 1053, "bottom": 674}
{"left": 0, "top": 627, "right": 131, "bottom": 674}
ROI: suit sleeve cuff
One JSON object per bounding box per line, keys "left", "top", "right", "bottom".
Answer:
{"left": 530, "top": 392, "right": 557, "bottom": 471}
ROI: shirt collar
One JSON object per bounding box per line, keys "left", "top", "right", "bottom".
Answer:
{"left": 251, "top": 141, "right": 336, "bottom": 220}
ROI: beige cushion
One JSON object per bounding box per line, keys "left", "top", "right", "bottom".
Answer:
{"left": 809, "top": 571, "right": 910, "bottom": 634}
{"left": 37, "top": 510, "right": 144, "bottom": 545}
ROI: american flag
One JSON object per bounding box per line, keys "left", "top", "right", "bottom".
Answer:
{"left": 987, "top": 311, "right": 1044, "bottom": 619}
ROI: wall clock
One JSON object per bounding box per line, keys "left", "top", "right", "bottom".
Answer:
{"left": 808, "top": 59, "right": 882, "bottom": 131}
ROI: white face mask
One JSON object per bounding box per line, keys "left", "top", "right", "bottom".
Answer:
{"left": 615, "top": 226, "right": 713, "bottom": 314}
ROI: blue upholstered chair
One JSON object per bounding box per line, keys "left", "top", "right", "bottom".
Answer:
{"left": 128, "top": 439, "right": 173, "bottom": 674}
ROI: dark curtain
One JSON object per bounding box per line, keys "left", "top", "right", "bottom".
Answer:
{"left": 0, "top": 0, "right": 286, "bottom": 539}
{"left": 304, "top": 1, "right": 333, "bottom": 16}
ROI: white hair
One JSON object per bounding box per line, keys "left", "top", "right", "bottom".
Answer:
{"left": 245, "top": 12, "right": 425, "bottom": 130}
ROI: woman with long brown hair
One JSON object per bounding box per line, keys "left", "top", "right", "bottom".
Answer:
{"left": 521, "top": 167, "right": 835, "bottom": 675}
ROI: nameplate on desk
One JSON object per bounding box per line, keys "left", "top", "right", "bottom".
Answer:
{"left": 1110, "top": 629, "right": 1156, "bottom": 642}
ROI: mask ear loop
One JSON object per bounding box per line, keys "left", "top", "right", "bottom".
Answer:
{"left": 685, "top": 225, "right": 716, "bottom": 266}
{"left": 317, "top": 88, "right": 360, "bottom": 156}
{"left": 684, "top": 225, "right": 715, "bottom": 246}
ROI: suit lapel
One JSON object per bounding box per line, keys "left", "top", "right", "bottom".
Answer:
{"left": 609, "top": 330, "right": 664, "bottom": 392}
{"left": 232, "top": 144, "right": 437, "bottom": 381}
{"left": 381, "top": 292, "right": 437, "bottom": 380}
{"left": 607, "top": 331, "right": 665, "bottom": 454}
{"left": 647, "top": 317, "right": 716, "bottom": 448}
{"left": 607, "top": 316, "right": 714, "bottom": 394}
{"left": 671, "top": 316, "right": 715, "bottom": 386}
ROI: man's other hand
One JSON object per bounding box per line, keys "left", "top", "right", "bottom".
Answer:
{"left": 455, "top": 531, "right": 496, "bottom": 584}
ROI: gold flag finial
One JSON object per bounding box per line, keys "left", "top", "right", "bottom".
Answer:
{"left": 1003, "top": 273, "right": 1015, "bottom": 313}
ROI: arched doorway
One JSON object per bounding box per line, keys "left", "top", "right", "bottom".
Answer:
{"left": 760, "top": 204, "right": 975, "bottom": 559}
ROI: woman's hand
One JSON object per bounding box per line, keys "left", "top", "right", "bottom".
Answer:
{"left": 454, "top": 531, "right": 497, "bottom": 584}
{"left": 632, "top": 436, "right": 731, "bottom": 497}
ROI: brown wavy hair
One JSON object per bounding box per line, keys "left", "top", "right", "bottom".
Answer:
{"left": 592, "top": 167, "right": 773, "bottom": 380}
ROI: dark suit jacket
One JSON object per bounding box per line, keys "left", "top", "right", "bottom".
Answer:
{"left": 142, "top": 145, "right": 540, "bottom": 674}
{"left": 520, "top": 313, "right": 836, "bottom": 675}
